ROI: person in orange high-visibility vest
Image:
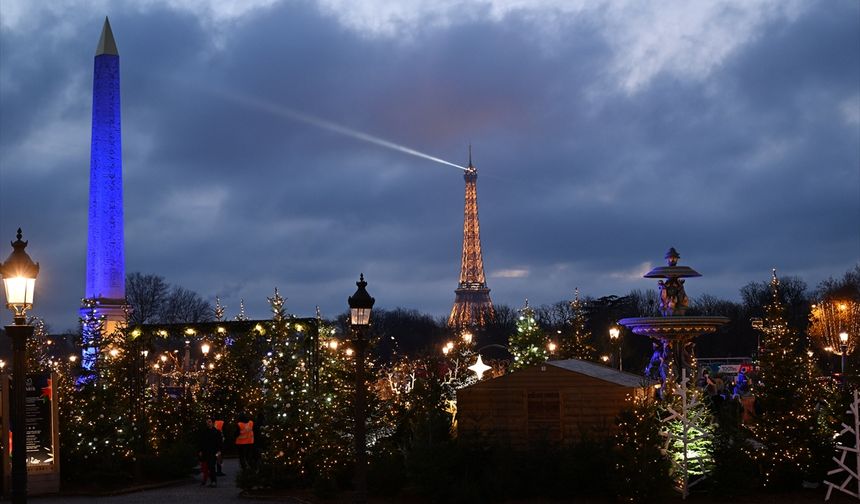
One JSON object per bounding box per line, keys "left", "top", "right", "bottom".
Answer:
{"left": 236, "top": 413, "right": 255, "bottom": 470}
{"left": 214, "top": 419, "right": 226, "bottom": 476}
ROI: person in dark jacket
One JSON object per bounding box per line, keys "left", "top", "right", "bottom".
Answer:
{"left": 199, "top": 418, "right": 223, "bottom": 487}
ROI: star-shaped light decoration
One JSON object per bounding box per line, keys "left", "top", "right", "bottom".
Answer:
{"left": 468, "top": 354, "right": 492, "bottom": 380}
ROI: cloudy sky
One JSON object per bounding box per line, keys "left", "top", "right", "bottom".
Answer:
{"left": 1, "top": 0, "right": 858, "bottom": 331}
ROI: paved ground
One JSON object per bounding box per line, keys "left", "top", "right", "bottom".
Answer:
{"left": 32, "top": 459, "right": 248, "bottom": 504}
{"left": 25, "top": 457, "right": 859, "bottom": 504}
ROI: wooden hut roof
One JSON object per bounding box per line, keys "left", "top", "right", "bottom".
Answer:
{"left": 546, "top": 359, "right": 655, "bottom": 388}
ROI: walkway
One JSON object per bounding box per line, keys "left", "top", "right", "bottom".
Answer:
{"left": 33, "top": 458, "right": 249, "bottom": 504}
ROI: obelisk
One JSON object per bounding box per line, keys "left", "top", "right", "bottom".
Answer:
{"left": 83, "top": 17, "right": 126, "bottom": 341}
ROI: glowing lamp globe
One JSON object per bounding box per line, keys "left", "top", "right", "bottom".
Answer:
{"left": 201, "top": 342, "right": 211, "bottom": 355}
{"left": 840, "top": 332, "right": 849, "bottom": 345}
{"left": 609, "top": 326, "right": 620, "bottom": 340}
{"left": 0, "top": 229, "right": 39, "bottom": 319}
{"left": 348, "top": 273, "right": 375, "bottom": 327}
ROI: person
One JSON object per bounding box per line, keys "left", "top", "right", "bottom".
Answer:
{"left": 236, "top": 412, "right": 255, "bottom": 471}
{"left": 733, "top": 369, "right": 750, "bottom": 398}
{"left": 700, "top": 369, "right": 717, "bottom": 396}
{"left": 214, "top": 419, "right": 226, "bottom": 476}
{"left": 199, "top": 418, "right": 223, "bottom": 487}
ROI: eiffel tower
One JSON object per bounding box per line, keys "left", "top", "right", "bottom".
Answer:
{"left": 448, "top": 148, "right": 495, "bottom": 329}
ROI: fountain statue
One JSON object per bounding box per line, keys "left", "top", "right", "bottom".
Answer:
{"left": 619, "top": 248, "right": 729, "bottom": 397}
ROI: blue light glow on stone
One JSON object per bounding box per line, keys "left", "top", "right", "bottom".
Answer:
{"left": 85, "top": 52, "right": 125, "bottom": 302}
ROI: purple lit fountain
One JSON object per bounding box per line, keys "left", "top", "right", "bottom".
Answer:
{"left": 619, "top": 248, "right": 729, "bottom": 396}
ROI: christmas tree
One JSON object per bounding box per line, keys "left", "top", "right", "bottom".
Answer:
{"left": 508, "top": 300, "right": 549, "bottom": 371}
{"left": 750, "top": 269, "right": 831, "bottom": 487}
{"left": 258, "top": 288, "right": 311, "bottom": 479}
{"left": 613, "top": 395, "right": 673, "bottom": 502}
{"left": 561, "top": 288, "right": 596, "bottom": 361}
{"left": 60, "top": 310, "right": 138, "bottom": 480}
{"left": 255, "top": 292, "right": 355, "bottom": 488}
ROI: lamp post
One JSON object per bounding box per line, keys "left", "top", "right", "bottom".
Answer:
{"left": 751, "top": 317, "right": 763, "bottom": 361}
{"left": 348, "top": 274, "right": 374, "bottom": 504}
{"left": 609, "top": 325, "right": 622, "bottom": 371}
{"left": 840, "top": 331, "right": 849, "bottom": 389}
{"left": 1, "top": 229, "right": 40, "bottom": 504}
{"left": 200, "top": 342, "right": 210, "bottom": 386}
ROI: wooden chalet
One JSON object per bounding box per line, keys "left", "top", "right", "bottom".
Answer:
{"left": 457, "top": 359, "right": 655, "bottom": 446}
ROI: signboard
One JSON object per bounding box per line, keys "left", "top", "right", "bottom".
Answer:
{"left": 1, "top": 372, "right": 60, "bottom": 496}
{"left": 718, "top": 364, "right": 741, "bottom": 374}
{"left": 24, "top": 374, "right": 54, "bottom": 468}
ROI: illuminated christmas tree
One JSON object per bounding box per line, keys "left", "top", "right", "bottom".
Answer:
{"left": 508, "top": 300, "right": 549, "bottom": 370}
{"left": 307, "top": 314, "right": 354, "bottom": 483}
{"left": 79, "top": 298, "right": 106, "bottom": 372}
{"left": 614, "top": 395, "right": 673, "bottom": 502}
{"left": 25, "top": 316, "right": 53, "bottom": 371}
{"left": 60, "top": 313, "right": 138, "bottom": 479}
{"left": 561, "top": 288, "right": 596, "bottom": 361}
{"left": 258, "top": 289, "right": 306, "bottom": 476}
{"left": 750, "top": 269, "right": 831, "bottom": 487}
{"left": 257, "top": 291, "right": 354, "bottom": 487}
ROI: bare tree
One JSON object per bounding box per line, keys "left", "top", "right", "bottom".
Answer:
{"left": 159, "top": 286, "right": 213, "bottom": 324}
{"left": 535, "top": 300, "right": 575, "bottom": 329}
{"left": 125, "top": 272, "right": 169, "bottom": 325}
{"left": 814, "top": 264, "right": 860, "bottom": 300}
{"left": 628, "top": 289, "right": 660, "bottom": 317}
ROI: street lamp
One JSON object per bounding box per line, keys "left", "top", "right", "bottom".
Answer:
{"left": 200, "top": 342, "right": 211, "bottom": 383}
{"left": 347, "top": 273, "right": 374, "bottom": 504}
{"left": 1, "top": 228, "right": 40, "bottom": 504}
{"left": 751, "top": 317, "right": 763, "bottom": 360}
{"left": 840, "top": 331, "right": 849, "bottom": 389}
{"left": 609, "top": 325, "right": 622, "bottom": 371}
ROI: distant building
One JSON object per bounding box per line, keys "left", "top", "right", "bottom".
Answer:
{"left": 457, "top": 359, "right": 655, "bottom": 446}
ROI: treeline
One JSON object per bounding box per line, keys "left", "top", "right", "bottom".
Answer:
{"left": 121, "top": 265, "right": 860, "bottom": 373}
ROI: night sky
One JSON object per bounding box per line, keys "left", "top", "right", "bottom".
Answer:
{"left": 1, "top": 1, "right": 858, "bottom": 331}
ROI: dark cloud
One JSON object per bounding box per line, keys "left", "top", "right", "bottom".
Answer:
{"left": 1, "top": 1, "right": 857, "bottom": 330}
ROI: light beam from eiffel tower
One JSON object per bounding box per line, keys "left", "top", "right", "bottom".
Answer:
{"left": 199, "top": 85, "right": 468, "bottom": 172}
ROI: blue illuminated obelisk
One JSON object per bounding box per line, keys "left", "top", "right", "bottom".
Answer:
{"left": 82, "top": 18, "right": 125, "bottom": 365}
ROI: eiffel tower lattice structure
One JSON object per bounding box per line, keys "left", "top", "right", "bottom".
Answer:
{"left": 448, "top": 149, "right": 495, "bottom": 329}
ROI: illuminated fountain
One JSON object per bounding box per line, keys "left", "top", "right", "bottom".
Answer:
{"left": 619, "top": 248, "right": 729, "bottom": 396}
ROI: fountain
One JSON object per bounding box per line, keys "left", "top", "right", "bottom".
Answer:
{"left": 619, "top": 248, "right": 729, "bottom": 396}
